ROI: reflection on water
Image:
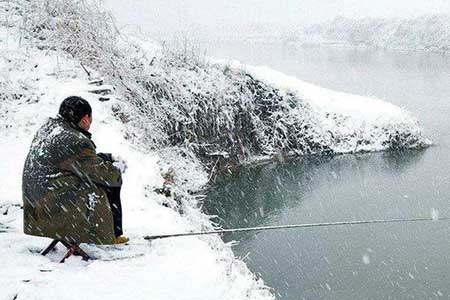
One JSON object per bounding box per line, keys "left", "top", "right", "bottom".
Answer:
{"left": 203, "top": 44, "right": 450, "bottom": 300}
{"left": 205, "top": 149, "right": 427, "bottom": 240}
{"left": 205, "top": 149, "right": 450, "bottom": 300}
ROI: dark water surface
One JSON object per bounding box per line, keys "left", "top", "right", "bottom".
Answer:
{"left": 203, "top": 43, "right": 450, "bottom": 300}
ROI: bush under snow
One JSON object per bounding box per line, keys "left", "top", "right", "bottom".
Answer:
{"left": 14, "top": 0, "right": 430, "bottom": 169}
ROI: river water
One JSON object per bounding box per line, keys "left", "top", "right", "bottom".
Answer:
{"left": 203, "top": 43, "right": 450, "bottom": 300}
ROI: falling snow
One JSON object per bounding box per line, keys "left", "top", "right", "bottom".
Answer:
{"left": 362, "top": 254, "right": 371, "bottom": 265}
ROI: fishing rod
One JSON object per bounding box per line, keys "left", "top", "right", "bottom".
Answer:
{"left": 144, "top": 216, "right": 450, "bottom": 241}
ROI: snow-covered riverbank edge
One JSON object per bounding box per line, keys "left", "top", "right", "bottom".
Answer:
{"left": 0, "top": 2, "right": 275, "bottom": 297}
{"left": 0, "top": 46, "right": 274, "bottom": 299}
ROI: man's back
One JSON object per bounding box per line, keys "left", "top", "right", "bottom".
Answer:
{"left": 23, "top": 117, "right": 87, "bottom": 201}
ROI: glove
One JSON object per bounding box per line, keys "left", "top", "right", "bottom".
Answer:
{"left": 97, "top": 152, "right": 113, "bottom": 162}
{"left": 112, "top": 155, "right": 128, "bottom": 174}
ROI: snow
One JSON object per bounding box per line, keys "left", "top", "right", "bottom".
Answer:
{"left": 214, "top": 59, "right": 430, "bottom": 153}
{"left": 362, "top": 254, "right": 371, "bottom": 265}
{"left": 431, "top": 208, "right": 439, "bottom": 221}
{"left": 0, "top": 42, "right": 272, "bottom": 300}
{"left": 246, "top": 65, "right": 404, "bottom": 120}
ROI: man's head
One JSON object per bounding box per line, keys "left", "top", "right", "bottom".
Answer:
{"left": 59, "top": 96, "right": 92, "bottom": 131}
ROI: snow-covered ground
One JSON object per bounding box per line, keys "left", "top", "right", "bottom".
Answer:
{"left": 0, "top": 1, "right": 431, "bottom": 300}
{"left": 295, "top": 15, "right": 450, "bottom": 53}
{"left": 0, "top": 31, "right": 272, "bottom": 300}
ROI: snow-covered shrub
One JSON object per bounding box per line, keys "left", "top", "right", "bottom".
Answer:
{"left": 0, "top": 56, "right": 40, "bottom": 132}
{"left": 11, "top": 0, "right": 429, "bottom": 170}
{"left": 11, "top": 0, "right": 325, "bottom": 163}
{"left": 19, "top": 0, "right": 117, "bottom": 59}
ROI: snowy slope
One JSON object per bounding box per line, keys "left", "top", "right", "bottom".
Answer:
{"left": 296, "top": 15, "right": 450, "bottom": 52}
{"left": 0, "top": 29, "right": 272, "bottom": 300}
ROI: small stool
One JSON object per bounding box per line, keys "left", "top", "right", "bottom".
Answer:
{"left": 41, "top": 239, "right": 92, "bottom": 263}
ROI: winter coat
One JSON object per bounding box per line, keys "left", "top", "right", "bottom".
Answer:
{"left": 22, "top": 117, "right": 122, "bottom": 244}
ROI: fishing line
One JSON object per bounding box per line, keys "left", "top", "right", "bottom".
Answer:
{"left": 144, "top": 216, "right": 450, "bottom": 240}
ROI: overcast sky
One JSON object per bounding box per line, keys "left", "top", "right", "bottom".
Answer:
{"left": 105, "top": 0, "right": 450, "bottom": 40}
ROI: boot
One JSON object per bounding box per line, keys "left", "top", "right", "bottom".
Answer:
{"left": 114, "top": 235, "right": 129, "bottom": 244}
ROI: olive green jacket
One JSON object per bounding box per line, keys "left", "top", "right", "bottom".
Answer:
{"left": 22, "top": 117, "right": 122, "bottom": 244}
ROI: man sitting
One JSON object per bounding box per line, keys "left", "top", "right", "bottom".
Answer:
{"left": 22, "top": 96, "right": 129, "bottom": 245}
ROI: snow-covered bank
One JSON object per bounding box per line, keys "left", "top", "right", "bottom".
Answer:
{"left": 243, "top": 64, "right": 430, "bottom": 153}
{"left": 295, "top": 15, "right": 450, "bottom": 53}
{"left": 0, "top": 2, "right": 273, "bottom": 299}
{"left": 0, "top": 39, "right": 272, "bottom": 299}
